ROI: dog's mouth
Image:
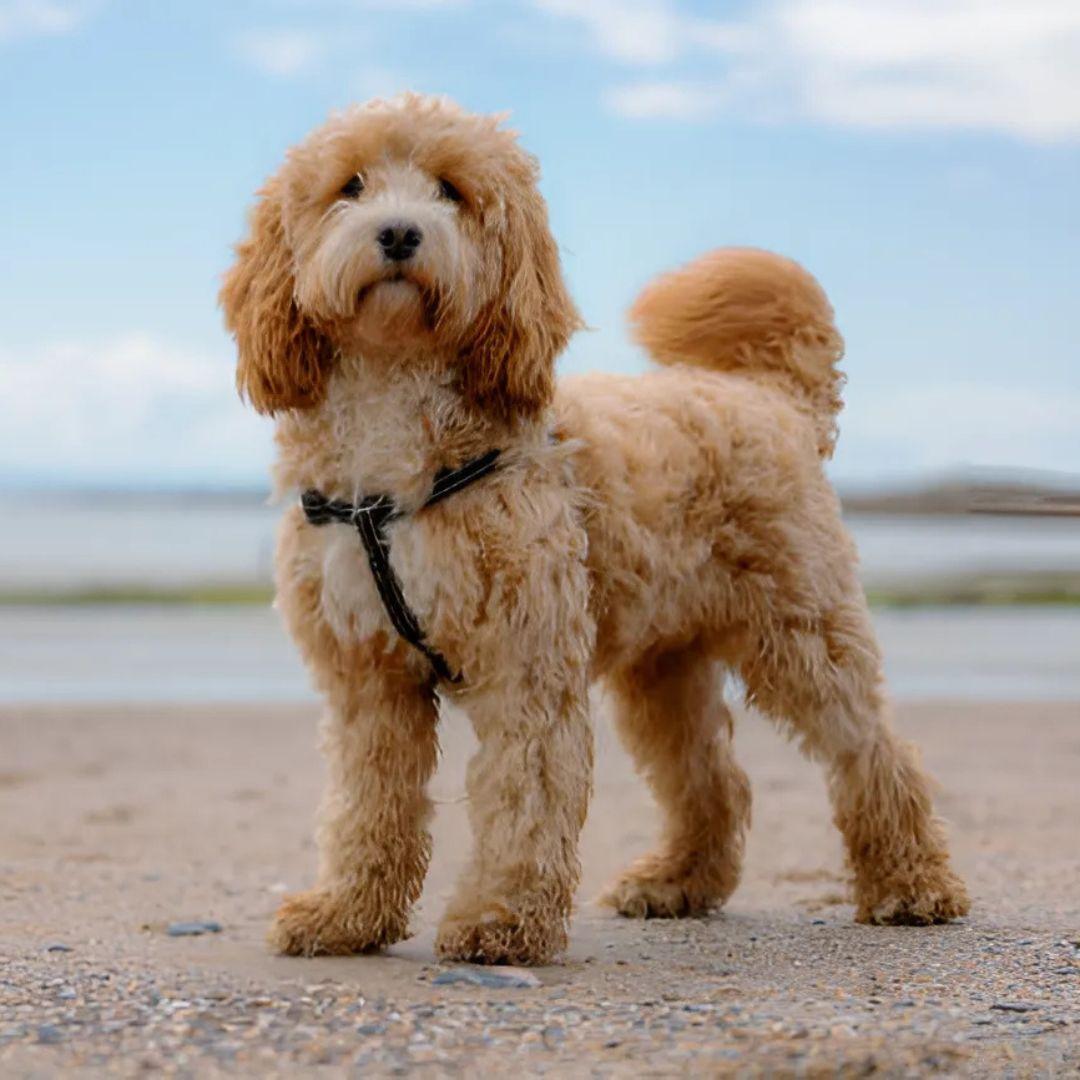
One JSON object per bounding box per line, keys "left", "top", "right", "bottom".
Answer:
{"left": 354, "top": 272, "right": 444, "bottom": 332}
{"left": 356, "top": 273, "right": 417, "bottom": 306}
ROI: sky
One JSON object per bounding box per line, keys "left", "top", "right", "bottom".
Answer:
{"left": 1, "top": 0, "right": 1078, "bottom": 490}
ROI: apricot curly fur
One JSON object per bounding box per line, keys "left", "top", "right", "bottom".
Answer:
{"left": 221, "top": 93, "right": 969, "bottom": 966}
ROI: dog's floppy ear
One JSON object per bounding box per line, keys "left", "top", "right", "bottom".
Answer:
{"left": 458, "top": 185, "right": 582, "bottom": 418}
{"left": 220, "top": 182, "right": 334, "bottom": 415}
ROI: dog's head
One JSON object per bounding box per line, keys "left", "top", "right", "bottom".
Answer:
{"left": 220, "top": 94, "right": 581, "bottom": 418}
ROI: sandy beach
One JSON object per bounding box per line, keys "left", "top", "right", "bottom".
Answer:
{"left": 2, "top": 696, "right": 1078, "bottom": 1075}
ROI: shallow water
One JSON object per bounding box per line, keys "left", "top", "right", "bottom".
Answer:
{"left": 0, "top": 494, "right": 278, "bottom": 589}
{"left": 1, "top": 605, "right": 1077, "bottom": 704}
{"left": 2, "top": 493, "right": 1077, "bottom": 703}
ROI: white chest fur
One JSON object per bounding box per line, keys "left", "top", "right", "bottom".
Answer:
{"left": 317, "top": 518, "right": 437, "bottom": 644}
{"left": 316, "top": 358, "right": 457, "bottom": 504}
{"left": 276, "top": 358, "right": 466, "bottom": 646}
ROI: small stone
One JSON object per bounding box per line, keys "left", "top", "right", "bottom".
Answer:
{"left": 45, "top": 943, "right": 73, "bottom": 953}
{"left": 431, "top": 965, "right": 540, "bottom": 989}
{"left": 37, "top": 1024, "right": 64, "bottom": 1044}
{"left": 991, "top": 1002, "right": 1040, "bottom": 1013}
{"left": 166, "top": 921, "right": 222, "bottom": 937}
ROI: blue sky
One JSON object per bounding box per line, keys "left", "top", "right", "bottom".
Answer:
{"left": 1, "top": 0, "right": 1078, "bottom": 489}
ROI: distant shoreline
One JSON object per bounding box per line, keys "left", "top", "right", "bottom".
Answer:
{"left": 2, "top": 472, "right": 1079, "bottom": 517}
{"left": 2, "top": 571, "right": 1078, "bottom": 608}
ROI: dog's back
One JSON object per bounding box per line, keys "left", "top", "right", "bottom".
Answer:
{"left": 555, "top": 248, "right": 851, "bottom": 675}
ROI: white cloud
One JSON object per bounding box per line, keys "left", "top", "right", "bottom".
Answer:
{"left": 778, "top": 0, "right": 1080, "bottom": 141}
{"left": 0, "top": 0, "right": 97, "bottom": 41}
{"left": 539, "top": 0, "right": 1080, "bottom": 141}
{"left": 834, "top": 380, "right": 1080, "bottom": 480}
{"left": 0, "top": 336, "right": 273, "bottom": 486}
{"left": 603, "top": 80, "right": 726, "bottom": 120}
{"left": 534, "top": 0, "right": 685, "bottom": 65}
{"left": 235, "top": 28, "right": 325, "bottom": 77}
{"left": 2, "top": 339, "right": 1074, "bottom": 488}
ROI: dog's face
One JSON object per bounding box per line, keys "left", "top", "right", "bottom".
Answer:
{"left": 290, "top": 156, "right": 471, "bottom": 352}
{"left": 221, "top": 94, "right": 581, "bottom": 418}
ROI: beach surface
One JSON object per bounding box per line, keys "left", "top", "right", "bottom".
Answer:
{"left": 2, "top": 698, "right": 1078, "bottom": 1075}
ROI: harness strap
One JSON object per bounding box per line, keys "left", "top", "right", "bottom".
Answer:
{"left": 299, "top": 449, "right": 502, "bottom": 683}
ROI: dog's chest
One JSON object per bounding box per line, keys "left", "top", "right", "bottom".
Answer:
{"left": 320, "top": 362, "right": 449, "bottom": 500}
{"left": 281, "top": 363, "right": 453, "bottom": 644}
{"left": 317, "top": 520, "right": 435, "bottom": 644}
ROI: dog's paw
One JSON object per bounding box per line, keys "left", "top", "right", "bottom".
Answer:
{"left": 268, "top": 889, "right": 407, "bottom": 956}
{"left": 599, "top": 853, "right": 734, "bottom": 919}
{"left": 855, "top": 869, "right": 971, "bottom": 926}
{"left": 599, "top": 871, "right": 714, "bottom": 919}
{"left": 435, "top": 907, "right": 566, "bottom": 966}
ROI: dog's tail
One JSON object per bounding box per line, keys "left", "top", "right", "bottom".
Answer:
{"left": 629, "top": 247, "right": 845, "bottom": 457}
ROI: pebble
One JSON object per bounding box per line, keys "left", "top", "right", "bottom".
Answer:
{"left": 166, "top": 920, "right": 222, "bottom": 937}
{"left": 990, "top": 1002, "right": 1040, "bottom": 1013}
{"left": 44, "top": 943, "right": 73, "bottom": 953}
{"left": 432, "top": 966, "right": 541, "bottom": 989}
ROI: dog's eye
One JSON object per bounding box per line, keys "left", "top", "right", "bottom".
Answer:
{"left": 438, "top": 177, "right": 463, "bottom": 203}
{"left": 340, "top": 174, "right": 365, "bottom": 198}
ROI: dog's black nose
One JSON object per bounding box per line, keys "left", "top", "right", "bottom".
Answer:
{"left": 376, "top": 222, "right": 423, "bottom": 262}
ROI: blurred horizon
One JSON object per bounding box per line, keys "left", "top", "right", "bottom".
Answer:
{"left": 1, "top": 0, "right": 1078, "bottom": 492}
{"left": 2, "top": 463, "right": 1079, "bottom": 504}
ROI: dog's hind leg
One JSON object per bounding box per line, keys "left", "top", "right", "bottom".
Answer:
{"left": 738, "top": 589, "right": 970, "bottom": 925}
{"left": 599, "top": 642, "right": 752, "bottom": 918}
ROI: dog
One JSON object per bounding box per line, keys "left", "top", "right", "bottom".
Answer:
{"left": 220, "top": 93, "right": 969, "bottom": 965}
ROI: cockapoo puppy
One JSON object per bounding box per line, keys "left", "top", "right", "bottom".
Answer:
{"left": 221, "top": 93, "right": 969, "bottom": 965}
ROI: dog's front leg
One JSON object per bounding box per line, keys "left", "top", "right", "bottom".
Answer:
{"left": 436, "top": 672, "right": 593, "bottom": 966}
{"left": 269, "top": 509, "right": 440, "bottom": 956}
{"left": 434, "top": 510, "right": 595, "bottom": 966}
{"left": 270, "top": 666, "right": 439, "bottom": 956}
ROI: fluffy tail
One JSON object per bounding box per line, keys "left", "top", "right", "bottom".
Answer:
{"left": 629, "top": 247, "right": 845, "bottom": 457}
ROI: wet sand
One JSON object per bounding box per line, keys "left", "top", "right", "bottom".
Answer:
{"left": 2, "top": 699, "right": 1078, "bottom": 1075}
{"left": 5, "top": 604, "right": 1080, "bottom": 703}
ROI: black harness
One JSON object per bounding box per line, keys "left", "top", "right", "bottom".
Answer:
{"left": 300, "top": 449, "right": 501, "bottom": 683}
